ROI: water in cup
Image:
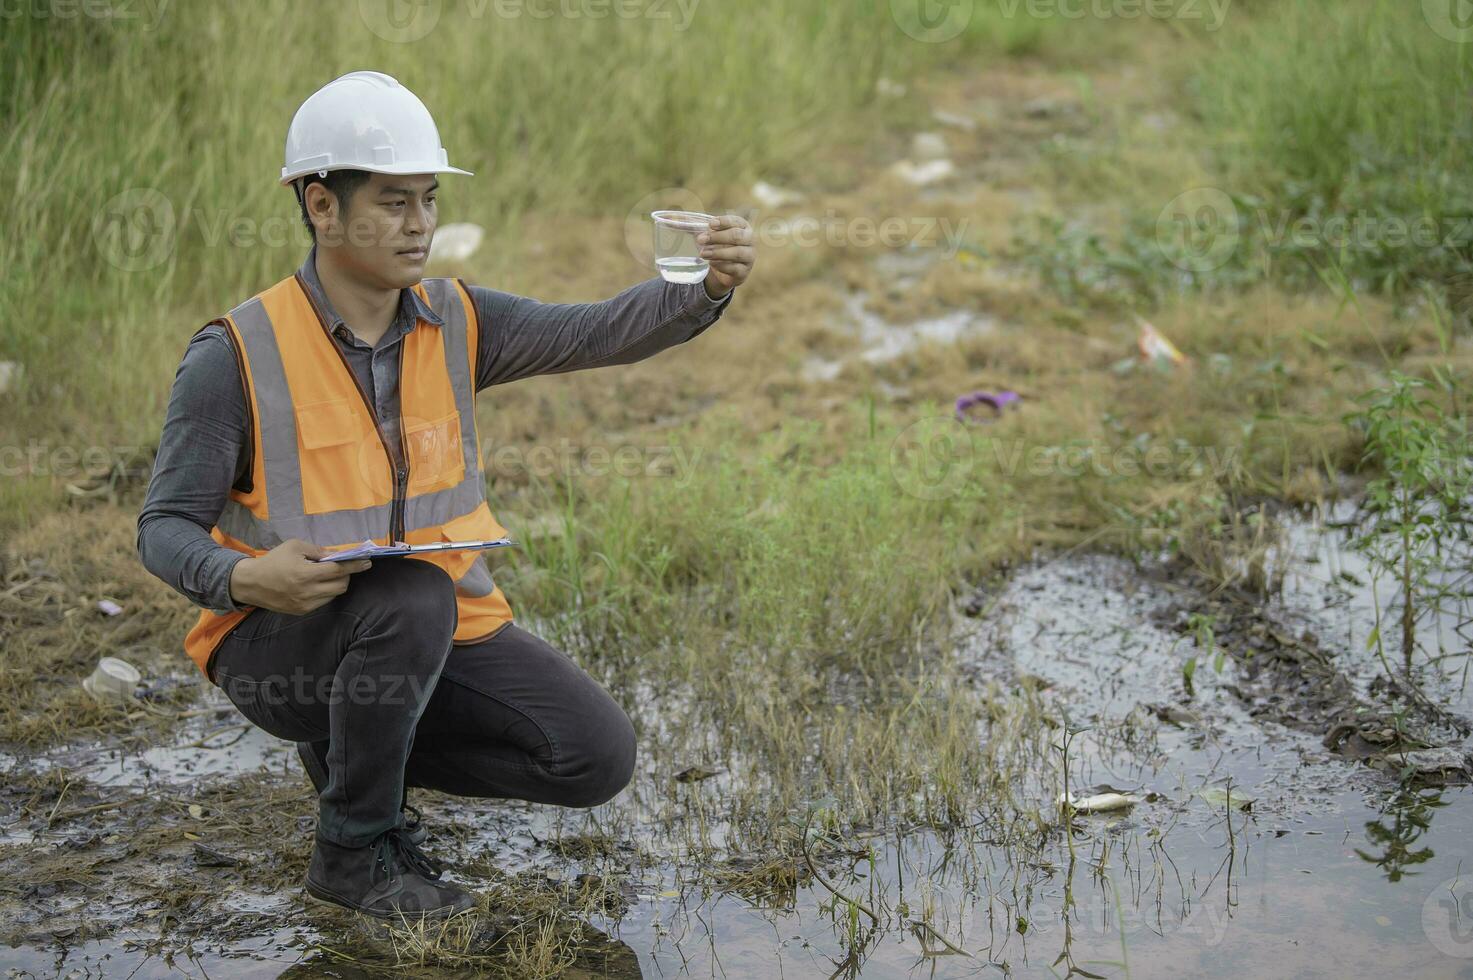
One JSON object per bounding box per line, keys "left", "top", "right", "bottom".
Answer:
{"left": 651, "top": 210, "right": 713, "bottom": 284}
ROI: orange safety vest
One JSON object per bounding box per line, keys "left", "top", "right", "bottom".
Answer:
{"left": 182, "top": 271, "right": 514, "bottom": 681}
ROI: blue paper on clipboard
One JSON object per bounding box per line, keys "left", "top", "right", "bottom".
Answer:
{"left": 315, "top": 537, "right": 518, "bottom": 563}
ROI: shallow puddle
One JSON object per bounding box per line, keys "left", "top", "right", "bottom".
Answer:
{"left": 3, "top": 505, "right": 1470, "bottom": 977}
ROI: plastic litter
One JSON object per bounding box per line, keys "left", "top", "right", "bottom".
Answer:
{"left": 82, "top": 656, "right": 141, "bottom": 701}
{"left": 932, "top": 109, "right": 977, "bottom": 132}
{"left": 432, "top": 223, "right": 484, "bottom": 262}
{"left": 911, "top": 132, "right": 948, "bottom": 160}
{"left": 97, "top": 598, "right": 123, "bottom": 616}
{"left": 1135, "top": 316, "right": 1189, "bottom": 368}
{"left": 0, "top": 361, "right": 22, "bottom": 395}
{"left": 955, "top": 390, "right": 1020, "bottom": 423}
{"left": 891, "top": 159, "right": 956, "bottom": 187}
{"left": 1058, "top": 789, "right": 1142, "bottom": 813}
{"left": 876, "top": 77, "right": 906, "bottom": 98}
{"left": 752, "top": 181, "right": 804, "bottom": 208}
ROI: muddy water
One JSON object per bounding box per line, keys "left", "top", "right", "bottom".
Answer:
{"left": 4, "top": 506, "right": 1471, "bottom": 978}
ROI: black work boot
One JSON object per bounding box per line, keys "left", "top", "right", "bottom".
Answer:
{"left": 304, "top": 827, "right": 477, "bottom": 920}
{"left": 296, "top": 741, "right": 428, "bottom": 846}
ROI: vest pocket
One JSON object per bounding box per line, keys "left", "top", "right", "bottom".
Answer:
{"left": 295, "top": 397, "right": 389, "bottom": 510}
{"left": 404, "top": 410, "right": 465, "bottom": 493}
{"left": 295, "top": 398, "right": 357, "bottom": 449}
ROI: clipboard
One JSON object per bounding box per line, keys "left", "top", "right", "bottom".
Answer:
{"left": 314, "top": 537, "right": 518, "bottom": 563}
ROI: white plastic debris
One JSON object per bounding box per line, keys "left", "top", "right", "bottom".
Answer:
{"left": 911, "top": 132, "right": 948, "bottom": 160}
{"left": 891, "top": 159, "right": 956, "bottom": 187}
{"left": 432, "top": 223, "right": 485, "bottom": 262}
{"left": 876, "top": 77, "right": 906, "bottom": 98}
{"left": 97, "top": 599, "right": 124, "bottom": 616}
{"left": 0, "top": 361, "right": 23, "bottom": 395}
{"left": 752, "top": 181, "right": 804, "bottom": 209}
{"left": 1059, "top": 791, "right": 1142, "bottom": 813}
{"left": 1136, "top": 315, "right": 1189, "bottom": 367}
{"left": 82, "top": 656, "right": 141, "bottom": 702}
{"left": 932, "top": 108, "right": 977, "bottom": 131}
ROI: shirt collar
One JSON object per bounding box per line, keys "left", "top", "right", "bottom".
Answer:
{"left": 297, "top": 243, "right": 444, "bottom": 339}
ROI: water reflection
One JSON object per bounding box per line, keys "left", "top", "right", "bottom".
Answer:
{"left": 1356, "top": 785, "right": 1450, "bottom": 882}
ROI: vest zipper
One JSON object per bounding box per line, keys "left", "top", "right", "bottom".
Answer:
{"left": 294, "top": 272, "right": 408, "bottom": 545}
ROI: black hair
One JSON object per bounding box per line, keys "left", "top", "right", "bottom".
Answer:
{"left": 295, "top": 168, "right": 373, "bottom": 240}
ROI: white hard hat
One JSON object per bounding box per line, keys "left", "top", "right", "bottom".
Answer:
{"left": 280, "top": 70, "right": 472, "bottom": 186}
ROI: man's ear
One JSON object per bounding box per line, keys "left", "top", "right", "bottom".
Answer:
{"left": 304, "top": 182, "right": 339, "bottom": 237}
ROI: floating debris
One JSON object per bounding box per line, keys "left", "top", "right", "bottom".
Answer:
{"left": 1195, "top": 786, "right": 1255, "bottom": 812}
{"left": 1059, "top": 784, "right": 1144, "bottom": 813}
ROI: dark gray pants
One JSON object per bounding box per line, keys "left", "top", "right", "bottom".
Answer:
{"left": 209, "top": 559, "right": 636, "bottom": 847}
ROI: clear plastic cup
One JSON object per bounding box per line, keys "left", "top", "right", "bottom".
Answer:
{"left": 651, "top": 210, "right": 714, "bottom": 284}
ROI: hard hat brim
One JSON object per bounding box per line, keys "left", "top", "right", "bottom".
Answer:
{"left": 279, "top": 162, "right": 474, "bottom": 186}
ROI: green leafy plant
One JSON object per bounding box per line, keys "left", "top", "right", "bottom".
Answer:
{"left": 1344, "top": 373, "right": 1472, "bottom": 676}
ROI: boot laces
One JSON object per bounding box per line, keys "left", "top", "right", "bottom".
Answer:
{"left": 372, "top": 826, "right": 444, "bottom": 882}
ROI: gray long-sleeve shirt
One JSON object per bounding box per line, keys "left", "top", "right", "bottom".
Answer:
{"left": 137, "top": 244, "right": 733, "bottom": 616}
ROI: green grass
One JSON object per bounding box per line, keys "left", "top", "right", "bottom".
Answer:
{"left": 0, "top": 0, "right": 1078, "bottom": 453}
{"left": 1191, "top": 0, "right": 1473, "bottom": 296}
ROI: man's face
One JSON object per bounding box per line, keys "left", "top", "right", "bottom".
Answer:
{"left": 311, "top": 171, "right": 438, "bottom": 288}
